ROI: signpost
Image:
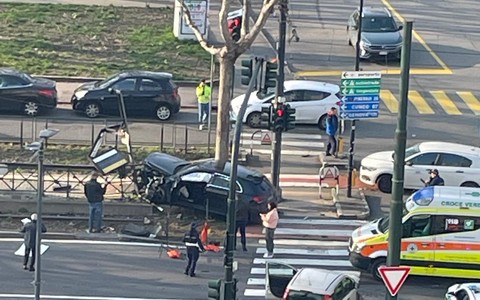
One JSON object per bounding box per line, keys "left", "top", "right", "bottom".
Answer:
{"left": 378, "top": 266, "right": 411, "bottom": 297}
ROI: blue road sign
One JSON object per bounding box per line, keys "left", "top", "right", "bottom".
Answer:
{"left": 340, "top": 111, "right": 379, "bottom": 119}
{"left": 340, "top": 71, "right": 382, "bottom": 120}
{"left": 341, "top": 95, "right": 380, "bottom": 102}
{"left": 342, "top": 102, "right": 380, "bottom": 111}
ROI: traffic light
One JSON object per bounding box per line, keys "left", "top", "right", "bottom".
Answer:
{"left": 241, "top": 59, "right": 253, "bottom": 86}
{"left": 208, "top": 279, "right": 223, "bottom": 300}
{"left": 264, "top": 61, "right": 278, "bottom": 89}
{"left": 227, "top": 16, "right": 242, "bottom": 42}
{"left": 260, "top": 105, "right": 272, "bottom": 129}
{"left": 285, "top": 104, "right": 296, "bottom": 131}
{"left": 273, "top": 105, "right": 286, "bottom": 132}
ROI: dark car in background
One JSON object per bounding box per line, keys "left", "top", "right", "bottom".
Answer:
{"left": 135, "top": 153, "right": 278, "bottom": 224}
{"left": 347, "top": 7, "right": 403, "bottom": 60}
{"left": 71, "top": 71, "right": 181, "bottom": 121}
{"left": 0, "top": 68, "right": 57, "bottom": 116}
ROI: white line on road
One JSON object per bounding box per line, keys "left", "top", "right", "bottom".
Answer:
{"left": 262, "top": 228, "right": 353, "bottom": 237}
{"left": 0, "top": 238, "right": 186, "bottom": 249}
{"left": 0, "top": 295, "right": 170, "bottom": 300}
{"left": 254, "top": 149, "right": 324, "bottom": 156}
{"left": 255, "top": 248, "right": 348, "bottom": 256}
{"left": 253, "top": 258, "right": 352, "bottom": 267}
{"left": 258, "top": 239, "right": 349, "bottom": 247}
{"left": 279, "top": 218, "right": 367, "bottom": 226}
{"left": 247, "top": 278, "right": 266, "bottom": 286}
{"left": 244, "top": 289, "right": 266, "bottom": 297}
{"left": 244, "top": 140, "right": 325, "bottom": 148}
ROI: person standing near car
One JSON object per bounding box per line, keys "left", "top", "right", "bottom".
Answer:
{"left": 20, "top": 213, "right": 47, "bottom": 271}
{"left": 325, "top": 107, "right": 339, "bottom": 157}
{"left": 235, "top": 198, "right": 249, "bottom": 252}
{"left": 84, "top": 172, "right": 106, "bottom": 233}
{"left": 183, "top": 222, "right": 205, "bottom": 277}
{"left": 196, "top": 79, "right": 211, "bottom": 130}
{"left": 260, "top": 202, "right": 279, "bottom": 259}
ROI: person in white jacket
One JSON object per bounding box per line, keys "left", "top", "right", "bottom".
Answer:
{"left": 260, "top": 202, "right": 279, "bottom": 258}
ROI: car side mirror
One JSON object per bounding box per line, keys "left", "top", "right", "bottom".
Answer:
{"left": 398, "top": 25, "right": 403, "bottom": 31}
{"left": 405, "top": 161, "right": 413, "bottom": 166}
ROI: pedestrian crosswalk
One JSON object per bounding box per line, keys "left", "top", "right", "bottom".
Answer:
{"left": 243, "top": 217, "right": 366, "bottom": 298}
{"left": 240, "top": 132, "right": 324, "bottom": 157}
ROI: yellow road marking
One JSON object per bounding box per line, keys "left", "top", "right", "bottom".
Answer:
{"left": 409, "top": 91, "right": 434, "bottom": 114}
{"left": 457, "top": 91, "right": 480, "bottom": 115}
{"left": 380, "top": 90, "right": 399, "bottom": 113}
{"left": 430, "top": 91, "right": 462, "bottom": 115}
{"left": 296, "top": 68, "right": 452, "bottom": 78}
{"left": 381, "top": 0, "right": 452, "bottom": 74}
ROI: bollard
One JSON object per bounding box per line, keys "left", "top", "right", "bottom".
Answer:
{"left": 184, "top": 124, "right": 188, "bottom": 154}
{"left": 337, "top": 136, "right": 345, "bottom": 156}
{"left": 20, "top": 119, "right": 24, "bottom": 149}
{"left": 352, "top": 168, "right": 358, "bottom": 187}
{"left": 160, "top": 124, "right": 164, "bottom": 152}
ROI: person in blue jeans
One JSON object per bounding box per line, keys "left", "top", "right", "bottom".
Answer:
{"left": 325, "top": 107, "right": 339, "bottom": 156}
{"left": 84, "top": 172, "right": 106, "bottom": 233}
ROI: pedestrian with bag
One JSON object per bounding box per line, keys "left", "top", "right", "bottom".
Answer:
{"left": 260, "top": 202, "right": 279, "bottom": 259}
{"left": 84, "top": 172, "right": 107, "bottom": 233}
{"left": 196, "top": 79, "right": 211, "bottom": 130}
{"left": 325, "top": 107, "right": 339, "bottom": 157}
{"left": 20, "top": 213, "right": 47, "bottom": 271}
{"left": 235, "top": 198, "right": 249, "bottom": 252}
{"left": 183, "top": 222, "right": 205, "bottom": 277}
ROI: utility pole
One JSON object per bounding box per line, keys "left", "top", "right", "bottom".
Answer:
{"left": 386, "top": 21, "right": 413, "bottom": 300}
{"left": 223, "top": 59, "right": 262, "bottom": 300}
{"left": 33, "top": 142, "right": 44, "bottom": 300}
{"left": 347, "top": 0, "right": 364, "bottom": 197}
{"left": 271, "top": 0, "right": 287, "bottom": 191}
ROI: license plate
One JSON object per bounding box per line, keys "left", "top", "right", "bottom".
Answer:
{"left": 379, "top": 51, "right": 388, "bottom": 55}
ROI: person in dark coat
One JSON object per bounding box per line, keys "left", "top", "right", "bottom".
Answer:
{"left": 235, "top": 199, "right": 249, "bottom": 252}
{"left": 84, "top": 172, "right": 107, "bottom": 233}
{"left": 421, "top": 169, "right": 445, "bottom": 187}
{"left": 20, "top": 213, "right": 47, "bottom": 271}
{"left": 325, "top": 107, "right": 339, "bottom": 157}
{"left": 183, "top": 222, "right": 205, "bottom": 277}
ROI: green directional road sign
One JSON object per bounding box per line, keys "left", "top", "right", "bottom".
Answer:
{"left": 341, "top": 87, "right": 381, "bottom": 95}
{"left": 339, "top": 71, "right": 382, "bottom": 120}
{"left": 341, "top": 78, "right": 381, "bottom": 87}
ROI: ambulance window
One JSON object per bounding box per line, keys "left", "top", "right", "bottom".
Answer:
{"left": 403, "top": 215, "right": 433, "bottom": 238}
{"left": 433, "top": 216, "right": 480, "bottom": 234}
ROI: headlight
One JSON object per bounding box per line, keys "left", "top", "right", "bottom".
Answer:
{"left": 359, "top": 40, "right": 370, "bottom": 49}
{"left": 362, "top": 165, "right": 377, "bottom": 172}
{"left": 75, "top": 90, "right": 88, "bottom": 100}
{"left": 352, "top": 242, "right": 365, "bottom": 253}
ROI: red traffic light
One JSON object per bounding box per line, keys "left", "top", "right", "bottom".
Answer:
{"left": 276, "top": 109, "right": 284, "bottom": 117}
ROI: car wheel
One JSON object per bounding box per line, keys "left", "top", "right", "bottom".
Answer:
{"left": 371, "top": 258, "right": 386, "bottom": 281}
{"left": 318, "top": 114, "right": 328, "bottom": 130}
{"left": 24, "top": 101, "right": 40, "bottom": 117}
{"left": 377, "top": 174, "right": 392, "bottom": 193}
{"left": 156, "top": 104, "right": 172, "bottom": 121}
{"left": 84, "top": 102, "right": 101, "bottom": 118}
{"left": 246, "top": 112, "right": 262, "bottom": 128}
{"left": 461, "top": 181, "right": 479, "bottom": 188}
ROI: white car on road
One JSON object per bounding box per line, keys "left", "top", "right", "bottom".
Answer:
{"left": 360, "top": 142, "right": 480, "bottom": 193}
{"left": 445, "top": 283, "right": 480, "bottom": 300}
{"left": 230, "top": 80, "right": 341, "bottom": 130}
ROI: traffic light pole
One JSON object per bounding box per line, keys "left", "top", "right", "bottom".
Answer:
{"left": 347, "top": 0, "right": 363, "bottom": 197}
{"left": 271, "top": 0, "right": 287, "bottom": 191}
{"left": 386, "top": 21, "right": 413, "bottom": 300}
{"left": 223, "top": 60, "right": 262, "bottom": 300}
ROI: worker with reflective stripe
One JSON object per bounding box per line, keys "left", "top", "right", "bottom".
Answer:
{"left": 196, "top": 79, "right": 211, "bottom": 129}
{"left": 183, "top": 222, "right": 205, "bottom": 277}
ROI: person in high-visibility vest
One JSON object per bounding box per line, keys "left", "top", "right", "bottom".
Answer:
{"left": 196, "top": 79, "right": 211, "bottom": 130}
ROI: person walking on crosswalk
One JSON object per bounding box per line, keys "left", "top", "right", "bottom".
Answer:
{"left": 325, "top": 107, "right": 339, "bottom": 157}
{"left": 260, "top": 202, "right": 279, "bottom": 259}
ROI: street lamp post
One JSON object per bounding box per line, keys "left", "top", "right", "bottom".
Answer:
{"left": 26, "top": 128, "right": 59, "bottom": 300}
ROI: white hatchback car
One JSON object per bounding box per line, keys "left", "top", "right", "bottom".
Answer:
{"left": 230, "top": 80, "right": 341, "bottom": 130}
{"left": 445, "top": 283, "right": 480, "bottom": 300}
{"left": 265, "top": 262, "right": 360, "bottom": 299}
{"left": 360, "top": 142, "right": 480, "bottom": 193}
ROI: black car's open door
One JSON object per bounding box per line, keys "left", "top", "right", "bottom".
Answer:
{"left": 265, "top": 262, "right": 297, "bottom": 299}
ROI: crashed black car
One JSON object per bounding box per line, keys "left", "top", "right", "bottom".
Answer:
{"left": 134, "top": 153, "right": 278, "bottom": 224}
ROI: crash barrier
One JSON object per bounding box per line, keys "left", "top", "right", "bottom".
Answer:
{"left": 318, "top": 165, "right": 340, "bottom": 200}
{"left": 0, "top": 116, "right": 216, "bottom": 152}
{"left": 0, "top": 162, "right": 136, "bottom": 199}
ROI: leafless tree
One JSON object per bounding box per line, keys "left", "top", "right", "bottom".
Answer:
{"left": 180, "top": 0, "right": 279, "bottom": 169}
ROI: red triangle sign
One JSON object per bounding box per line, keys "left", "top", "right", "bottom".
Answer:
{"left": 261, "top": 133, "right": 272, "bottom": 145}
{"left": 378, "top": 266, "right": 411, "bottom": 296}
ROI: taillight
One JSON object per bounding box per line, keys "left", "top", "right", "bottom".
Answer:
{"left": 39, "top": 89, "right": 55, "bottom": 97}
{"left": 252, "top": 195, "right": 266, "bottom": 203}
{"left": 172, "top": 88, "right": 178, "bottom": 98}
{"left": 282, "top": 288, "right": 290, "bottom": 300}
{"left": 324, "top": 295, "right": 332, "bottom": 300}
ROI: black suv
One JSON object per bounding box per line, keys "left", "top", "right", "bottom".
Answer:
{"left": 72, "top": 71, "right": 181, "bottom": 121}
{"left": 135, "top": 153, "right": 278, "bottom": 224}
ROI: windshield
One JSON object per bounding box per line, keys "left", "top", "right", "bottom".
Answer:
{"left": 256, "top": 90, "right": 275, "bottom": 101}
{"left": 287, "top": 290, "right": 325, "bottom": 299}
{"left": 362, "top": 16, "right": 397, "bottom": 32}
{"left": 95, "top": 74, "right": 120, "bottom": 88}
{"left": 391, "top": 144, "right": 421, "bottom": 160}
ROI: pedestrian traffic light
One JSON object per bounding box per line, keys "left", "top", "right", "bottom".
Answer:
{"left": 228, "top": 16, "right": 242, "bottom": 41}
{"left": 241, "top": 59, "right": 253, "bottom": 86}
{"left": 273, "top": 105, "right": 286, "bottom": 132}
{"left": 264, "top": 61, "right": 278, "bottom": 89}
{"left": 285, "top": 104, "right": 296, "bottom": 131}
{"left": 207, "top": 279, "right": 223, "bottom": 300}
{"left": 260, "top": 105, "right": 272, "bottom": 129}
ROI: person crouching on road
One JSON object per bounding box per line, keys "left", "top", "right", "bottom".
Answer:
{"left": 183, "top": 222, "right": 205, "bottom": 277}
{"left": 20, "top": 213, "right": 47, "bottom": 271}
{"left": 196, "top": 79, "right": 211, "bottom": 130}
{"left": 325, "top": 107, "right": 339, "bottom": 157}
{"left": 84, "top": 172, "right": 107, "bottom": 233}
{"left": 260, "top": 202, "right": 279, "bottom": 259}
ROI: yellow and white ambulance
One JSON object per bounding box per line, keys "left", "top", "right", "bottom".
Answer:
{"left": 349, "top": 186, "right": 480, "bottom": 281}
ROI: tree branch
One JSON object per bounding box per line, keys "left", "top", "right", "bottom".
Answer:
{"left": 219, "top": 0, "right": 234, "bottom": 49}
{"left": 240, "top": 0, "right": 250, "bottom": 37}
{"left": 179, "top": 0, "right": 221, "bottom": 55}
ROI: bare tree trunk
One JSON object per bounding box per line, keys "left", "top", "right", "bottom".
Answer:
{"left": 214, "top": 56, "right": 235, "bottom": 169}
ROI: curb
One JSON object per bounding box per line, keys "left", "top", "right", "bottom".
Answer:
{"left": 333, "top": 189, "right": 370, "bottom": 220}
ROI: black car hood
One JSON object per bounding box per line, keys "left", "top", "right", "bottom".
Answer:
{"left": 144, "top": 152, "right": 191, "bottom": 176}
{"left": 362, "top": 31, "right": 402, "bottom": 45}
{"left": 74, "top": 81, "right": 100, "bottom": 93}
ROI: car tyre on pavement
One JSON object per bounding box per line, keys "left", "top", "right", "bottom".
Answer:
{"left": 377, "top": 174, "right": 392, "bottom": 193}
{"left": 156, "top": 104, "right": 172, "bottom": 121}
{"left": 246, "top": 112, "right": 262, "bottom": 128}
{"left": 371, "top": 258, "right": 387, "bottom": 281}
{"left": 24, "top": 101, "right": 40, "bottom": 117}
{"left": 85, "top": 102, "right": 101, "bottom": 118}
{"left": 318, "top": 114, "right": 328, "bottom": 130}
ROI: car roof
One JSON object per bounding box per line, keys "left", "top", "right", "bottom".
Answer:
{"left": 287, "top": 268, "right": 343, "bottom": 294}
{"left": 418, "top": 142, "right": 480, "bottom": 157}
{"left": 284, "top": 80, "right": 340, "bottom": 94}
{"left": 144, "top": 152, "right": 191, "bottom": 176}
{"left": 458, "top": 283, "right": 480, "bottom": 298}
{"left": 117, "top": 71, "right": 173, "bottom": 80}
{"left": 362, "top": 7, "right": 392, "bottom": 17}
{"left": 188, "top": 159, "right": 266, "bottom": 180}
{"left": 0, "top": 68, "right": 26, "bottom": 76}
